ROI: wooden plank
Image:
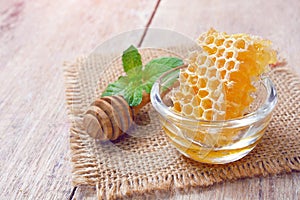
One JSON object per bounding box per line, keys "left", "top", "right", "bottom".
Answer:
{"left": 72, "top": 174, "right": 300, "bottom": 199}
{"left": 0, "top": 0, "right": 156, "bottom": 199}
{"left": 149, "top": 0, "right": 300, "bottom": 75}
{"left": 173, "top": 173, "right": 300, "bottom": 200}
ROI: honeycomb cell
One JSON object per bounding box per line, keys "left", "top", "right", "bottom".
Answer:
{"left": 188, "top": 75, "right": 198, "bottom": 85}
{"left": 205, "top": 36, "right": 215, "bottom": 44}
{"left": 192, "top": 86, "right": 199, "bottom": 94}
{"left": 225, "top": 51, "right": 234, "bottom": 59}
{"left": 206, "top": 68, "right": 217, "bottom": 78}
{"left": 198, "top": 66, "right": 207, "bottom": 76}
{"left": 201, "top": 98, "right": 213, "bottom": 109}
{"left": 185, "top": 94, "right": 194, "bottom": 102}
{"left": 219, "top": 69, "right": 227, "bottom": 79}
{"left": 217, "top": 48, "right": 225, "bottom": 57}
{"left": 173, "top": 101, "right": 182, "bottom": 112}
{"left": 207, "top": 78, "right": 220, "bottom": 89}
{"left": 210, "top": 57, "right": 217, "bottom": 63}
{"left": 198, "top": 90, "right": 209, "bottom": 98}
{"left": 204, "top": 46, "right": 218, "bottom": 55}
{"left": 198, "top": 78, "right": 207, "bottom": 88}
{"left": 188, "top": 64, "right": 196, "bottom": 73}
{"left": 194, "top": 107, "right": 204, "bottom": 118}
{"left": 180, "top": 72, "right": 188, "bottom": 83}
{"left": 224, "top": 40, "right": 234, "bottom": 48}
{"left": 183, "top": 85, "right": 190, "bottom": 92}
{"left": 197, "top": 54, "right": 207, "bottom": 64}
{"left": 226, "top": 60, "right": 235, "bottom": 70}
{"left": 191, "top": 96, "right": 200, "bottom": 106}
{"left": 203, "top": 109, "right": 213, "bottom": 120}
{"left": 182, "top": 104, "right": 193, "bottom": 115}
{"left": 234, "top": 39, "right": 246, "bottom": 49}
{"left": 216, "top": 59, "right": 226, "bottom": 68}
{"left": 174, "top": 91, "right": 184, "bottom": 100}
{"left": 215, "top": 38, "right": 225, "bottom": 46}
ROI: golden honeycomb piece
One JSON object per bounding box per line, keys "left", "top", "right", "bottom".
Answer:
{"left": 172, "top": 29, "right": 277, "bottom": 120}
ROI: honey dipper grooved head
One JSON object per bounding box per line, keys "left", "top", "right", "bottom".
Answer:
{"left": 92, "top": 99, "right": 121, "bottom": 140}
{"left": 102, "top": 95, "right": 133, "bottom": 133}
{"left": 83, "top": 114, "right": 104, "bottom": 139}
{"left": 84, "top": 105, "right": 112, "bottom": 140}
{"left": 83, "top": 95, "right": 134, "bottom": 141}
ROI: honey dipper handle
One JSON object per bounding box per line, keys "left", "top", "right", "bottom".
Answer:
{"left": 131, "top": 92, "right": 151, "bottom": 117}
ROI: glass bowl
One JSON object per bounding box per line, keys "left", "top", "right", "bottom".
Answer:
{"left": 150, "top": 65, "right": 277, "bottom": 164}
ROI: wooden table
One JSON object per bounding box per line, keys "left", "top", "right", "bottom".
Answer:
{"left": 1, "top": 0, "right": 299, "bottom": 199}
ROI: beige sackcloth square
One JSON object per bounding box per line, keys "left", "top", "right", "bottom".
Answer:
{"left": 64, "top": 47, "right": 300, "bottom": 199}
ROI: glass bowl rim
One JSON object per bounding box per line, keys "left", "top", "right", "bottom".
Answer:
{"left": 150, "top": 65, "right": 278, "bottom": 128}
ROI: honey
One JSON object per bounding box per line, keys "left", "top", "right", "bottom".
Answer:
{"left": 162, "top": 114, "right": 271, "bottom": 163}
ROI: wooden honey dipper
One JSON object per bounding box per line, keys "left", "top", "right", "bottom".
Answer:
{"left": 83, "top": 93, "right": 151, "bottom": 141}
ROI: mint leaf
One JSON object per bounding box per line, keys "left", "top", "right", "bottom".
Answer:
{"left": 101, "top": 76, "right": 130, "bottom": 97}
{"left": 102, "top": 67, "right": 143, "bottom": 106}
{"left": 122, "top": 45, "right": 142, "bottom": 73}
{"left": 124, "top": 84, "right": 144, "bottom": 106}
{"left": 102, "top": 45, "right": 184, "bottom": 107}
{"left": 145, "top": 57, "right": 184, "bottom": 69}
{"left": 142, "top": 57, "right": 183, "bottom": 93}
{"left": 126, "top": 66, "right": 143, "bottom": 81}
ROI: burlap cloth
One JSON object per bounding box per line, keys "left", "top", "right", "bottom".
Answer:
{"left": 64, "top": 48, "right": 300, "bottom": 199}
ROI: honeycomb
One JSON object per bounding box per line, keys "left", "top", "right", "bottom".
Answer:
{"left": 172, "top": 29, "right": 277, "bottom": 120}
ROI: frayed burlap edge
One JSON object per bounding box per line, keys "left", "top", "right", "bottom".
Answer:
{"left": 63, "top": 56, "right": 300, "bottom": 200}
{"left": 64, "top": 56, "right": 102, "bottom": 186}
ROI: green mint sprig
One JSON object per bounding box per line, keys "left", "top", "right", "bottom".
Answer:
{"left": 101, "top": 45, "right": 183, "bottom": 106}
